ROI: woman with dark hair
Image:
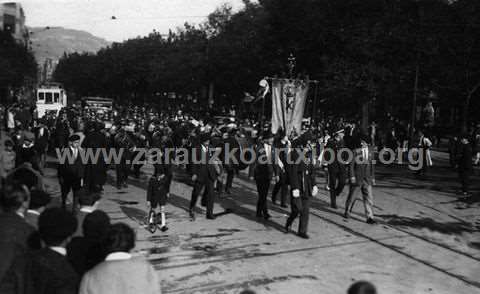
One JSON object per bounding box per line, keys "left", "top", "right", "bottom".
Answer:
{"left": 79, "top": 223, "right": 162, "bottom": 294}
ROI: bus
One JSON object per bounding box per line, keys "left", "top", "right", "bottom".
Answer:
{"left": 36, "top": 83, "right": 67, "bottom": 118}
{"left": 81, "top": 97, "right": 114, "bottom": 113}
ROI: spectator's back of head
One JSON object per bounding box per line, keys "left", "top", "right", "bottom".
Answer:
{"left": 348, "top": 281, "right": 377, "bottom": 294}
{"left": 83, "top": 210, "right": 110, "bottom": 239}
{"left": 39, "top": 208, "right": 77, "bottom": 247}
{"left": 29, "top": 189, "right": 51, "bottom": 211}
{"left": 1, "top": 182, "right": 30, "bottom": 212}
{"left": 104, "top": 223, "right": 135, "bottom": 254}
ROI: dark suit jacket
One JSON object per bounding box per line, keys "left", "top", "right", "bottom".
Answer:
{"left": 191, "top": 144, "right": 216, "bottom": 184}
{"left": 324, "top": 139, "right": 347, "bottom": 173}
{"left": 254, "top": 143, "right": 275, "bottom": 181}
{"left": 287, "top": 149, "right": 316, "bottom": 198}
{"left": 67, "top": 237, "right": 105, "bottom": 276}
{"left": 0, "top": 213, "right": 38, "bottom": 283}
{"left": 57, "top": 147, "right": 85, "bottom": 180}
{"left": 457, "top": 143, "right": 473, "bottom": 172}
{"left": 348, "top": 148, "right": 374, "bottom": 185}
{"left": 1, "top": 248, "right": 79, "bottom": 294}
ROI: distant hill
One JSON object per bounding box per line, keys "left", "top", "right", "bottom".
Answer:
{"left": 29, "top": 27, "right": 110, "bottom": 64}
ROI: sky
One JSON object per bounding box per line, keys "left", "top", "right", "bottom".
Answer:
{"left": 11, "top": 0, "right": 245, "bottom": 42}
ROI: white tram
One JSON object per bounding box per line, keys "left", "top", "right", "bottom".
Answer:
{"left": 35, "top": 83, "right": 67, "bottom": 118}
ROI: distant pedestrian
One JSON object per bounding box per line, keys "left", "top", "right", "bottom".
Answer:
{"left": 344, "top": 134, "right": 376, "bottom": 224}
{"left": 457, "top": 133, "right": 473, "bottom": 197}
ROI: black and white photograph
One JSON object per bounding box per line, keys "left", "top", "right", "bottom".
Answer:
{"left": 0, "top": 0, "right": 479, "bottom": 293}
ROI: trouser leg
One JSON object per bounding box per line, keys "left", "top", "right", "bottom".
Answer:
{"left": 205, "top": 181, "right": 215, "bottom": 217}
{"left": 225, "top": 170, "right": 234, "bottom": 192}
{"left": 190, "top": 182, "right": 204, "bottom": 212}
{"left": 298, "top": 198, "right": 310, "bottom": 234}
{"left": 361, "top": 182, "right": 374, "bottom": 219}
{"left": 345, "top": 184, "right": 358, "bottom": 215}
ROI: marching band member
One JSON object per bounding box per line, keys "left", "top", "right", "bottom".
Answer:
{"left": 285, "top": 133, "right": 318, "bottom": 239}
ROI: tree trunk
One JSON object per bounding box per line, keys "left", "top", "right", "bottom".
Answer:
{"left": 462, "top": 93, "right": 471, "bottom": 133}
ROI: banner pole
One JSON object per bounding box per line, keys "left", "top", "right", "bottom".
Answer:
{"left": 261, "top": 82, "right": 267, "bottom": 130}
{"left": 279, "top": 80, "right": 287, "bottom": 135}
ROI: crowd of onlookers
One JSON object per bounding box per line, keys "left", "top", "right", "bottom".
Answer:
{"left": 1, "top": 98, "right": 478, "bottom": 293}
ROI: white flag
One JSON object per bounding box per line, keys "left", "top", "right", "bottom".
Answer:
{"left": 271, "top": 79, "right": 309, "bottom": 136}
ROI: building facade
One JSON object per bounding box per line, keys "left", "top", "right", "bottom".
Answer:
{"left": 0, "top": 2, "right": 29, "bottom": 47}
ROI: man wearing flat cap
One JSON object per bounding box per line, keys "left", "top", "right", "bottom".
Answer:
{"left": 58, "top": 134, "right": 85, "bottom": 213}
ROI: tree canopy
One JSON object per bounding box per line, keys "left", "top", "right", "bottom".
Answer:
{"left": 0, "top": 31, "right": 37, "bottom": 102}
{"left": 53, "top": 0, "right": 480, "bottom": 126}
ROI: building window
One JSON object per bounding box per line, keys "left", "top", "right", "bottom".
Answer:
{"left": 45, "top": 92, "right": 53, "bottom": 104}
{"left": 38, "top": 92, "right": 45, "bottom": 101}
{"left": 54, "top": 92, "right": 59, "bottom": 103}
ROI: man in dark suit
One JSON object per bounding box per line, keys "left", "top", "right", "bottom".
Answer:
{"left": 0, "top": 183, "right": 38, "bottom": 284}
{"left": 324, "top": 129, "right": 347, "bottom": 209}
{"left": 0, "top": 208, "right": 79, "bottom": 294}
{"left": 285, "top": 134, "right": 319, "bottom": 239}
{"left": 254, "top": 131, "right": 276, "bottom": 220}
{"left": 114, "top": 122, "right": 135, "bottom": 189}
{"left": 189, "top": 133, "right": 217, "bottom": 220}
{"left": 82, "top": 121, "right": 108, "bottom": 193}
{"left": 272, "top": 132, "right": 289, "bottom": 207}
{"left": 457, "top": 133, "right": 473, "bottom": 197}
{"left": 344, "top": 133, "right": 376, "bottom": 224}
{"left": 58, "top": 134, "right": 85, "bottom": 212}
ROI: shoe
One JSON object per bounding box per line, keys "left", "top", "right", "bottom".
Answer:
{"left": 343, "top": 211, "right": 350, "bottom": 219}
{"left": 123, "top": 183, "right": 129, "bottom": 188}
{"left": 225, "top": 189, "right": 231, "bottom": 194}
{"left": 263, "top": 214, "right": 271, "bottom": 220}
{"left": 256, "top": 213, "right": 263, "bottom": 218}
{"left": 284, "top": 223, "right": 291, "bottom": 234}
{"left": 160, "top": 226, "right": 169, "bottom": 232}
{"left": 116, "top": 185, "right": 122, "bottom": 190}
{"left": 298, "top": 233, "right": 310, "bottom": 239}
{"left": 331, "top": 204, "right": 338, "bottom": 209}
{"left": 189, "top": 210, "right": 195, "bottom": 221}
{"left": 206, "top": 215, "right": 216, "bottom": 220}
{"left": 366, "top": 218, "right": 377, "bottom": 224}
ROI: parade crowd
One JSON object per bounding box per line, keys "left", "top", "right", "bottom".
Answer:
{"left": 0, "top": 100, "right": 478, "bottom": 294}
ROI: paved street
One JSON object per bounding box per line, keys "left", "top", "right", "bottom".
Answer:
{"left": 42, "top": 151, "right": 480, "bottom": 294}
